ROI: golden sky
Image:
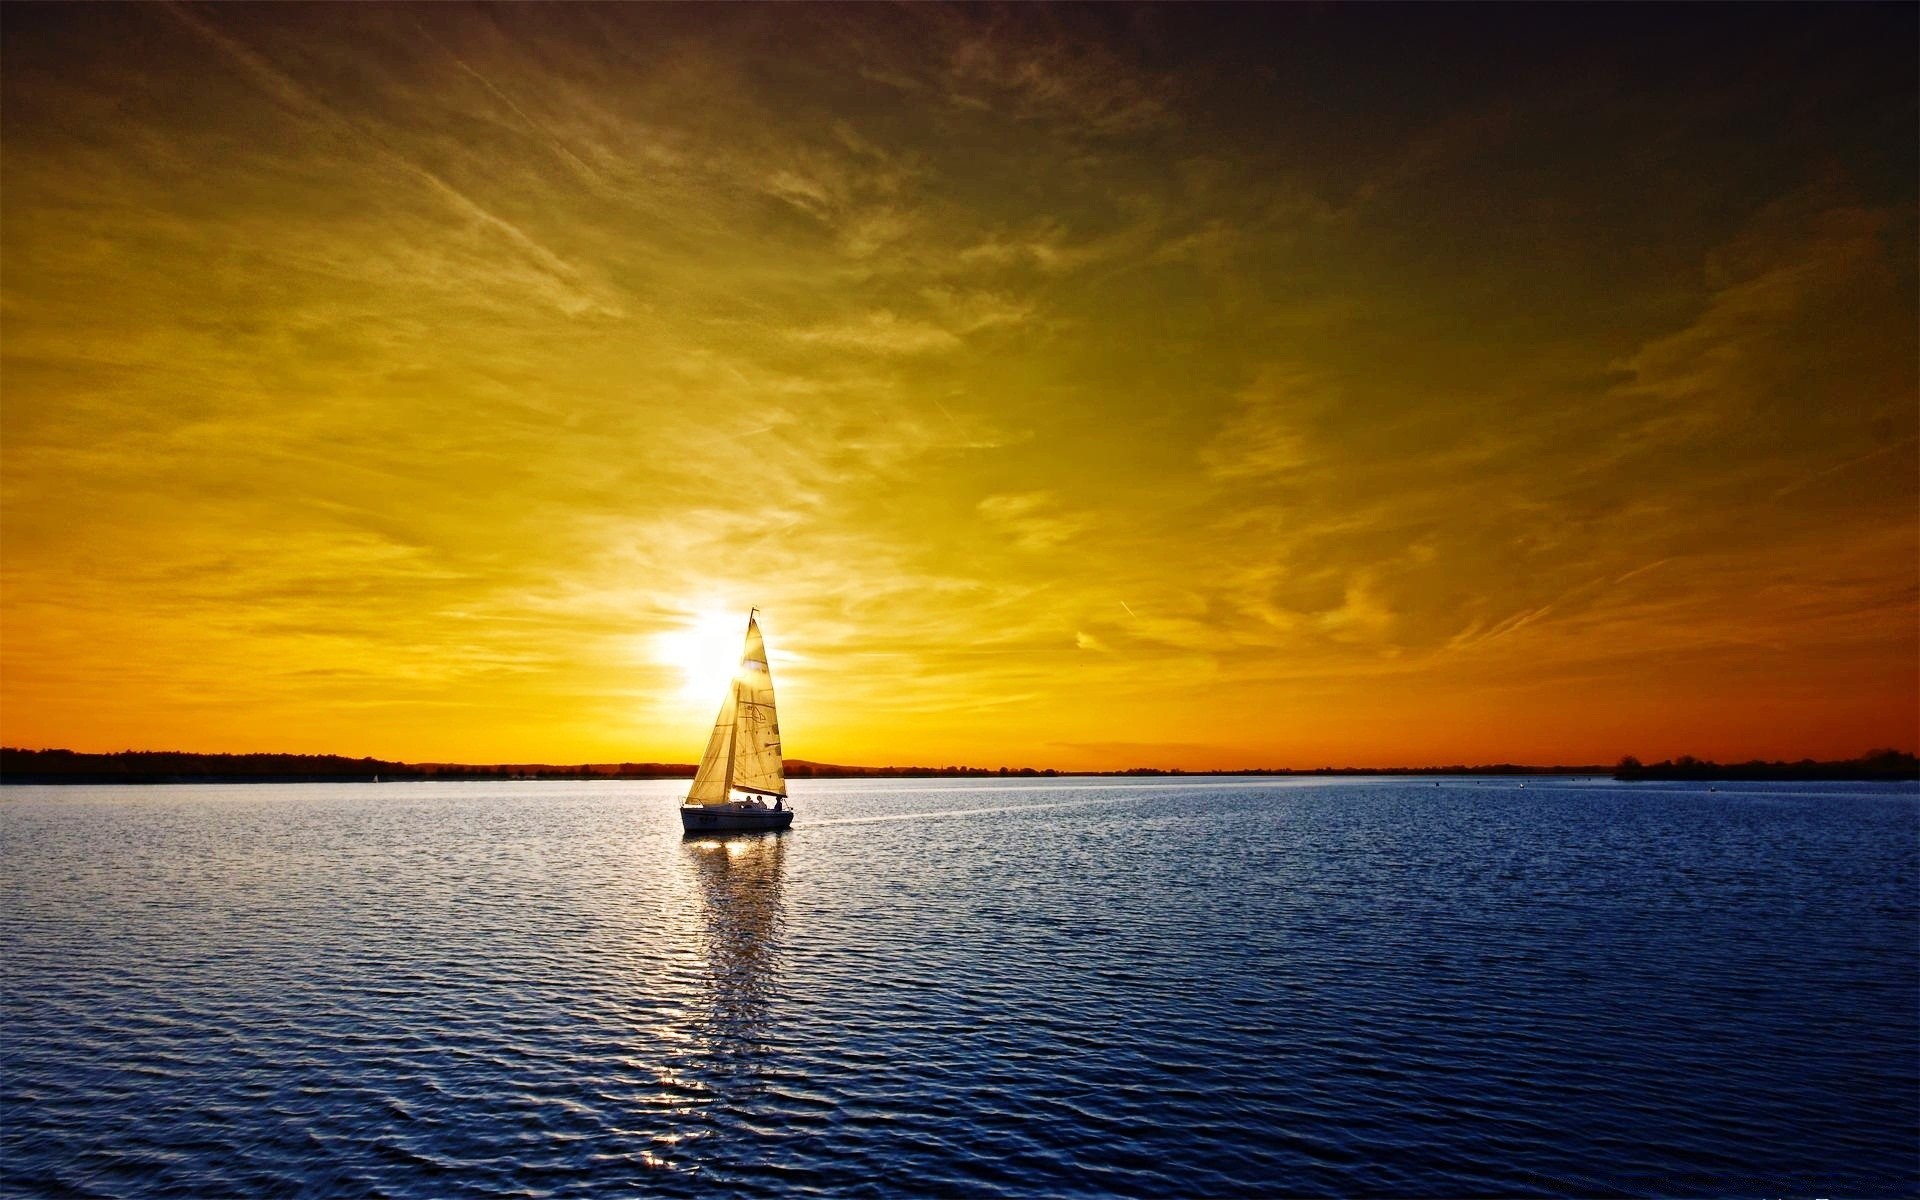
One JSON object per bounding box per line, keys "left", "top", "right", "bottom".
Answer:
{"left": 3, "top": 4, "right": 1915, "bottom": 768}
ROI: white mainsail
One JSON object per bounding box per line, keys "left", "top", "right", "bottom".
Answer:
{"left": 684, "top": 614, "right": 786, "bottom": 806}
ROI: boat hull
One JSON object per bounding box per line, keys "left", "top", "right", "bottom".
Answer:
{"left": 680, "top": 804, "right": 793, "bottom": 832}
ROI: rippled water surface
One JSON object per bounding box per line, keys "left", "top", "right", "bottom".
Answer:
{"left": 3, "top": 777, "right": 1916, "bottom": 1197}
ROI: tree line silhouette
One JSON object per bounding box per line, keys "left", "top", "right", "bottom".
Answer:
{"left": 3, "top": 746, "right": 1913, "bottom": 785}
{"left": 1613, "top": 750, "right": 1918, "bottom": 781}
{"left": 1, "top": 749, "right": 1612, "bottom": 784}
{"left": 0, "top": 749, "right": 694, "bottom": 785}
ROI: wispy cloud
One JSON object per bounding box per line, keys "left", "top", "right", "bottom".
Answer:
{"left": 786, "top": 312, "right": 961, "bottom": 356}
{"left": 159, "top": 2, "right": 622, "bottom": 319}
{"left": 2, "top": 5, "right": 1912, "bottom": 766}
{"left": 977, "top": 491, "right": 1091, "bottom": 552}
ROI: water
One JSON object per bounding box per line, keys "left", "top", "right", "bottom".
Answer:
{"left": 2, "top": 777, "right": 1915, "bottom": 1198}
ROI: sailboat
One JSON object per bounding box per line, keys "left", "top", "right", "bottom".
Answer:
{"left": 680, "top": 609, "right": 795, "bottom": 833}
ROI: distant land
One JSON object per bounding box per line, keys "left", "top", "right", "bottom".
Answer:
{"left": 2, "top": 748, "right": 1914, "bottom": 785}
{"left": 1613, "top": 751, "right": 1918, "bottom": 782}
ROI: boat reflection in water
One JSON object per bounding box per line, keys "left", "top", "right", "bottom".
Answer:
{"left": 681, "top": 832, "right": 788, "bottom": 1059}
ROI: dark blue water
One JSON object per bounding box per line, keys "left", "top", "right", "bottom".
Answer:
{"left": 2, "top": 777, "right": 1915, "bottom": 1197}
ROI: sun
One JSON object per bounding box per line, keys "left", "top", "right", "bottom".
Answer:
{"left": 653, "top": 609, "right": 748, "bottom": 704}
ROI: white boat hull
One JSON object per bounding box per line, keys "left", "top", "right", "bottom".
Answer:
{"left": 680, "top": 803, "right": 793, "bottom": 832}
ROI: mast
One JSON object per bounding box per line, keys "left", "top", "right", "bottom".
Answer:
{"left": 722, "top": 681, "right": 738, "bottom": 797}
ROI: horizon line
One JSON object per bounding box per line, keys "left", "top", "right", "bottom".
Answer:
{"left": 5, "top": 745, "right": 1916, "bottom": 780}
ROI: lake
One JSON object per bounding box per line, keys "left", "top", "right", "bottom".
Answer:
{"left": 2, "top": 777, "right": 1915, "bottom": 1197}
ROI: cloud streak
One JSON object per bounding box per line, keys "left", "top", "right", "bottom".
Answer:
{"left": 2, "top": 4, "right": 1913, "bottom": 768}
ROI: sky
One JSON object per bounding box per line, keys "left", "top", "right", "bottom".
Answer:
{"left": 2, "top": 3, "right": 1915, "bottom": 769}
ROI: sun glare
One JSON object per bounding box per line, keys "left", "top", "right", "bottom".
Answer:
{"left": 653, "top": 610, "right": 747, "bottom": 705}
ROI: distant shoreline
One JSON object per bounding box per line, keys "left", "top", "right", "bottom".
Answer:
{"left": 3, "top": 747, "right": 1914, "bottom": 785}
